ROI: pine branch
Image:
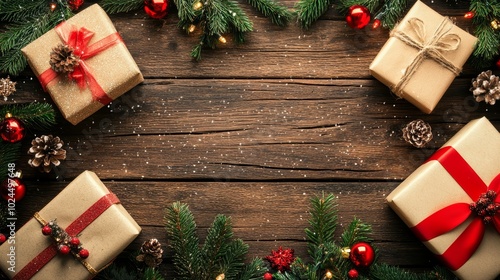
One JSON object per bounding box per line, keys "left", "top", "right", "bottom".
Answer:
{"left": 174, "top": 0, "right": 197, "bottom": 22}
{"left": 370, "top": 263, "right": 457, "bottom": 280}
{"left": 0, "top": 142, "right": 21, "bottom": 183}
{"left": 165, "top": 202, "right": 202, "bottom": 280}
{"left": 305, "top": 194, "right": 338, "bottom": 253}
{"left": 220, "top": 239, "right": 249, "bottom": 279}
{"left": 100, "top": 0, "right": 144, "bottom": 14}
{"left": 94, "top": 262, "right": 138, "bottom": 280}
{"left": 246, "top": 0, "right": 293, "bottom": 27}
{"left": 336, "top": 0, "right": 381, "bottom": 15}
{"left": 0, "top": 201, "right": 7, "bottom": 231}
{"left": 339, "top": 217, "right": 372, "bottom": 247}
{"left": 469, "top": 0, "right": 500, "bottom": 68}
{"left": 238, "top": 258, "right": 267, "bottom": 280}
{"left": 0, "top": 0, "right": 49, "bottom": 22}
{"left": 201, "top": 214, "right": 234, "bottom": 278}
{"left": 142, "top": 267, "right": 165, "bottom": 280}
{"left": 0, "top": 103, "right": 57, "bottom": 131}
{"left": 295, "top": 0, "right": 333, "bottom": 29}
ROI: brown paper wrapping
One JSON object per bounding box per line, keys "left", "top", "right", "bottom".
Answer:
{"left": 0, "top": 171, "right": 141, "bottom": 279}
{"left": 369, "top": 1, "right": 477, "bottom": 114}
{"left": 22, "top": 4, "right": 144, "bottom": 125}
{"left": 387, "top": 117, "right": 500, "bottom": 280}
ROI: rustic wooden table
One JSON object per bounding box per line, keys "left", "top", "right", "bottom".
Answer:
{"left": 5, "top": 0, "right": 498, "bottom": 277}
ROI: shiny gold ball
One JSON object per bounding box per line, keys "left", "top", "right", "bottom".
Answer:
{"left": 491, "top": 19, "right": 500, "bottom": 30}
{"left": 188, "top": 24, "right": 196, "bottom": 33}
{"left": 193, "top": 1, "right": 203, "bottom": 11}
{"left": 341, "top": 247, "right": 351, "bottom": 258}
{"left": 218, "top": 36, "right": 227, "bottom": 44}
{"left": 324, "top": 270, "right": 333, "bottom": 279}
{"left": 215, "top": 274, "right": 225, "bottom": 280}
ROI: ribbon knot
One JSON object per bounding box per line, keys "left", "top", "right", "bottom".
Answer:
{"left": 38, "top": 21, "right": 124, "bottom": 105}
{"left": 411, "top": 146, "right": 500, "bottom": 271}
{"left": 390, "top": 17, "right": 462, "bottom": 97}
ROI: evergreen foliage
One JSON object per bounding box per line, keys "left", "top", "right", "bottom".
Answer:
{"left": 295, "top": 0, "right": 334, "bottom": 29}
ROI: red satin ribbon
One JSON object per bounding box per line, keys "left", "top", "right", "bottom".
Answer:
{"left": 38, "top": 21, "right": 124, "bottom": 105}
{"left": 13, "top": 193, "right": 120, "bottom": 280}
{"left": 411, "top": 146, "right": 500, "bottom": 270}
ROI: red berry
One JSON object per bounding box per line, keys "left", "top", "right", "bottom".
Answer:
{"left": 263, "top": 272, "right": 273, "bottom": 280}
{"left": 0, "top": 233, "right": 6, "bottom": 244}
{"left": 42, "top": 225, "right": 52, "bottom": 236}
{"left": 79, "top": 248, "right": 89, "bottom": 259}
{"left": 59, "top": 245, "right": 71, "bottom": 255}
{"left": 70, "top": 237, "right": 80, "bottom": 247}
{"left": 348, "top": 268, "right": 359, "bottom": 279}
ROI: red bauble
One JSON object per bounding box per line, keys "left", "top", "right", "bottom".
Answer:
{"left": 70, "top": 237, "right": 80, "bottom": 247}
{"left": 1, "top": 177, "right": 26, "bottom": 202}
{"left": 0, "top": 233, "right": 6, "bottom": 244}
{"left": 263, "top": 272, "right": 273, "bottom": 280}
{"left": 345, "top": 5, "right": 371, "bottom": 29}
{"left": 68, "top": 0, "right": 84, "bottom": 11}
{"left": 349, "top": 242, "right": 375, "bottom": 267}
{"left": 144, "top": 0, "right": 168, "bottom": 19}
{"left": 348, "top": 268, "right": 359, "bottom": 279}
{"left": 59, "top": 244, "right": 71, "bottom": 255}
{"left": 42, "top": 225, "right": 52, "bottom": 236}
{"left": 79, "top": 248, "right": 90, "bottom": 259}
{"left": 0, "top": 116, "right": 25, "bottom": 143}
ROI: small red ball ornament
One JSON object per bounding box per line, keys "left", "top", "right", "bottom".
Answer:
{"left": 59, "top": 244, "right": 71, "bottom": 255}
{"left": 144, "top": 0, "right": 168, "bottom": 19}
{"left": 496, "top": 58, "right": 500, "bottom": 69}
{"left": 348, "top": 268, "right": 359, "bottom": 279}
{"left": 349, "top": 242, "right": 375, "bottom": 267}
{"left": 68, "top": 0, "right": 84, "bottom": 11}
{"left": 263, "top": 272, "right": 273, "bottom": 280}
{"left": 0, "top": 114, "right": 25, "bottom": 143}
{"left": 0, "top": 233, "right": 6, "bottom": 244}
{"left": 42, "top": 225, "right": 52, "bottom": 236}
{"left": 1, "top": 177, "right": 26, "bottom": 202}
{"left": 70, "top": 237, "right": 80, "bottom": 247}
{"left": 345, "top": 5, "right": 371, "bottom": 29}
{"left": 79, "top": 248, "right": 90, "bottom": 259}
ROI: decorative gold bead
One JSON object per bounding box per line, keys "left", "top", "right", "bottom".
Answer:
{"left": 341, "top": 247, "right": 350, "bottom": 258}
{"left": 218, "top": 36, "right": 227, "bottom": 44}
{"left": 491, "top": 19, "right": 500, "bottom": 30}
{"left": 324, "top": 270, "right": 333, "bottom": 279}
{"left": 193, "top": 1, "right": 203, "bottom": 11}
{"left": 188, "top": 24, "right": 196, "bottom": 33}
{"left": 215, "top": 273, "right": 225, "bottom": 280}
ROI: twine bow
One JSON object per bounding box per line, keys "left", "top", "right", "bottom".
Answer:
{"left": 390, "top": 17, "right": 462, "bottom": 97}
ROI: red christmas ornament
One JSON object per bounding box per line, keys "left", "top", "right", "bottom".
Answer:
{"left": 144, "top": 0, "right": 168, "bottom": 19}
{"left": 345, "top": 5, "right": 371, "bottom": 29}
{"left": 59, "top": 244, "right": 71, "bottom": 255}
{"left": 70, "top": 237, "right": 80, "bottom": 247}
{"left": 265, "top": 246, "right": 295, "bottom": 272}
{"left": 42, "top": 225, "right": 52, "bottom": 236}
{"left": 349, "top": 242, "right": 375, "bottom": 267}
{"left": 263, "top": 272, "right": 273, "bottom": 280}
{"left": 79, "top": 248, "right": 90, "bottom": 259}
{"left": 68, "top": 0, "right": 84, "bottom": 11}
{"left": 348, "top": 268, "right": 359, "bottom": 279}
{"left": 0, "top": 233, "right": 6, "bottom": 244}
{"left": 464, "top": 11, "right": 475, "bottom": 19}
{"left": 1, "top": 177, "right": 26, "bottom": 202}
{"left": 0, "top": 114, "right": 25, "bottom": 143}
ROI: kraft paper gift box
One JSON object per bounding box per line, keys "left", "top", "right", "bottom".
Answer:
{"left": 22, "top": 4, "right": 143, "bottom": 125}
{"left": 0, "top": 171, "right": 141, "bottom": 279}
{"left": 369, "top": 1, "right": 477, "bottom": 114}
{"left": 387, "top": 117, "right": 500, "bottom": 280}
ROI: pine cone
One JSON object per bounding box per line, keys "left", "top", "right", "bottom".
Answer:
{"left": 0, "top": 76, "right": 16, "bottom": 101}
{"left": 49, "top": 44, "right": 80, "bottom": 73}
{"left": 470, "top": 70, "right": 500, "bottom": 105}
{"left": 402, "top": 119, "right": 433, "bottom": 148}
{"left": 28, "top": 135, "right": 67, "bottom": 173}
{"left": 136, "top": 238, "right": 163, "bottom": 268}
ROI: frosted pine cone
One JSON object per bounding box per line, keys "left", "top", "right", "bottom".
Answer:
{"left": 402, "top": 120, "right": 433, "bottom": 148}
{"left": 136, "top": 238, "right": 163, "bottom": 268}
{"left": 28, "top": 135, "right": 67, "bottom": 173}
{"left": 49, "top": 43, "right": 80, "bottom": 73}
{"left": 470, "top": 70, "right": 500, "bottom": 105}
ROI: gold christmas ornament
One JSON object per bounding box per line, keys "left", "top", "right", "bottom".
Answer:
{"left": 324, "top": 270, "right": 333, "bottom": 279}
{"left": 491, "top": 19, "right": 500, "bottom": 30}
{"left": 188, "top": 24, "right": 196, "bottom": 33}
{"left": 0, "top": 76, "right": 16, "bottom": 101}
{"left": 341, "top": 247, "right": 351, "bottom": 258}
{"left": 193, "top": 1, "right": 203, "bottom": 10}
{"left": 215, "top": 273, "right": 225, "bottom": 280}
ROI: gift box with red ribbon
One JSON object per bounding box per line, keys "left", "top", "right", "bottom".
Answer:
{"left": 22, "top": 4, "right": 143, "bottom": 125}
{"left": 387, "top": 117, "right": 500, "bottom": 279}
{"left": 0, "top": 171, "right": 141, "bottom": 279}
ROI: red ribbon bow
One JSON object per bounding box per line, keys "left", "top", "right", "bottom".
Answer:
{"left": 411, "top": 146, "right": 500, "bottom": 271}
{"left": 38, "top": 22, "right": 123, "bottom": 105}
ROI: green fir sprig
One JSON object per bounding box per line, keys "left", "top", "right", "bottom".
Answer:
{"left": 295, "top": 0, "right": 334, "bottom": 29}
{"left": 469, "top": 0, "right": 500, "bottom": 69}
{"left": 165, "top": 201, "right": 266, "bottom": 280}
{"left": 246, "top": 0, "right": 293, "bottom": 27}
{"left": 0, "top": 0, "right": 73, "bottom": 75}
{"left": 99, "top": 0, "right": 143, "bottom": 14}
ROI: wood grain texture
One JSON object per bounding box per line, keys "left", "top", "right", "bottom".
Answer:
{"left": 3, "top": 0, "right": 500, "bottom": 278}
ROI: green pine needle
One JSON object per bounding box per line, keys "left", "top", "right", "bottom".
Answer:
{"left": 295, "top": 0, "right": 333, "bottom": 29}
{"left": 0, "top": 102, "right": 57, "bottom": 131}
{"left": 173, "top": 0, "right": 197, "bottom": 22}
{"left": 0, "top": 142, "right": 21, "bottom": 183}
{"left": 237, "top": 258, "right": 267, "bottom": 280}
{"left": 201, "top": 214, "right": 234, "bottom": 278}
{"left": 220, "top": 239, "right": 249, "bottom": 279}
{"left": 336, "top": 0, "right": 381, "bottom": 15}
{"left": 340, "top": 217, "right": 372, "bottom": 247}
{"left": 305, "top": 194, "right": 338, "bottom": 250}
{"left": 246, "top": 0, "right": 293, "bottom": 27}
{"left": 142, "top": 267, "right": 165, "bottom": 280}
{"left": 0, "top": 0, "right": 49, "bottom": 22}
{"left": 100, "top": 0, "right": 144, "bottom": 14}
{"left": 165, "top": 202, "right": 202, "bottom": 280}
